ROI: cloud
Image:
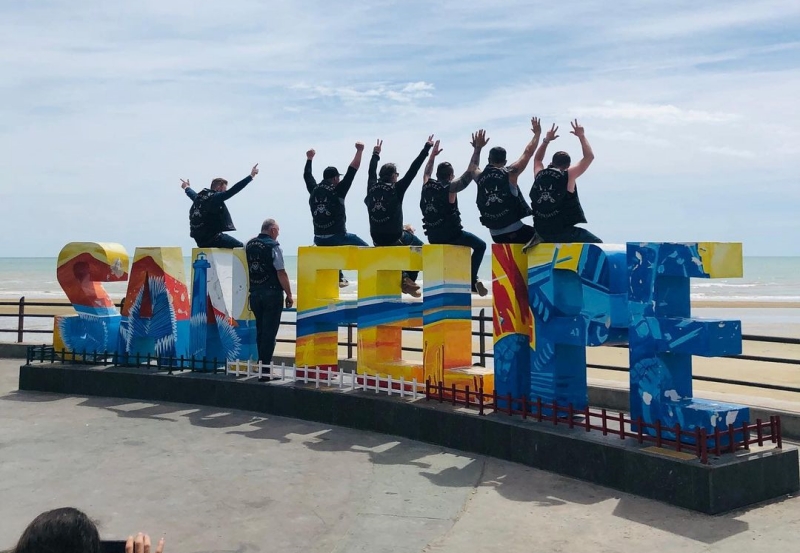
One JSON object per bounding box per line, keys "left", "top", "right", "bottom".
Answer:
{"left": 0, "top": 0, "right": 799, "bottom": 257}
{"left": 291, "top": 81, "right": 435, "bottom": 104}
{"left": 570, "top": 102, "right": 740, "bottom": 125}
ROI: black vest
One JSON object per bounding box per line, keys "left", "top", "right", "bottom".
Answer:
{"left": 530, "top": 168, "right": 587, "bottom": 233}
{"left": 420, "top": 178, "right": 462, "bottom": 239}
{"left": 245, "top": 235, "right": 281, "bottom": 291}
{"left": 475, "top": 166, "right": 531, "bottom": 230}
{"left": 364, "top": 181, "right": 402, "bottom": 235}
{"left": 189, "top": 190, "right": 235, "bottom": 239}
{"left": 309, "top": 181, "right": 346, "bottom": 236}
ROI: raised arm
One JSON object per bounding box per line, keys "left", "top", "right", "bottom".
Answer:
{"left": 534, "top": 124, "right": 559, "bottom": 177}
{"left": 397, "top": 135, "right": 435, "bottom": 193}
{"left": 337, "top": 142, "right": 364, "bottom": 197}
{"left": 423, "top": 140, "right": 443, "bottom": 184}
{"left": 450, "top": 129, "right": 488, "bottom": 195}
{"left": 304, "top": 149, "right": 316, "bottom": 193}
{"left": 215, "top": 164, "right": 259, "bottom": 202}
{"left": 566, "top": 120, "right": 594, "bottom": 192}
{"left": 507, "top": 117, "right": 542, "bottom": 182}
{"left": 181, "top": 179, "right": 197, "bottom": 200}
{"left": 368, "top": 139, "right": 382, "bottom": 188}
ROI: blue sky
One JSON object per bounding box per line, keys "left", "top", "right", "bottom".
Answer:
{"left": 1, "top": 0, "right": 799, "bottom": 257}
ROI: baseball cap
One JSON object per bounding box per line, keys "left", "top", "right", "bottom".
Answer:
{"left": 323, "top": 166, "right": 342, "bottom": 179}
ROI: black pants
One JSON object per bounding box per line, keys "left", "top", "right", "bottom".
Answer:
{"left": 195, "top": 232, "right": 243, "bottom": 249}
{"left": 371, "top": 230, "right": 423, "bottom": 282}
{"left": 539, "top": 226, "right": 602, "bottom": 244}
{"left": 250, "top": 289, "right": 284, "bottom": 364}
{"left": 492, "top": 223, "right": 537, "bottom": 244}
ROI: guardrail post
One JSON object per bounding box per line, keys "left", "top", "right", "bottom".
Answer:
{"left": 478, "top": 308, "right": 486, "bottom": 367}
{"left": 17, "top": 296, "right": 25, "bottom": 343}
{"left": 347, "top": 323, "right": 354, "bottom": 359}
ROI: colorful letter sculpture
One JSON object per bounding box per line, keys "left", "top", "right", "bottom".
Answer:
{"left": 356, "top": 246, "right": 424, "bottom": 380}
{"left": 422, "top": 245, "right": 492, "bottom": 391}
{"left": 117, "top": 247, "right": 190, "bottom": 363}
{"left": 526, "top": 243, "right": 628, "bottom": 410}
{"left": 54, "top": 237, "right": 751, "bottom": 441}
{"left": 296, "top": 246, "right": 359, "bottom": 371}
{"left": 628, "top": 242, "right": 749, "bottom": 438}
{"left": 54, "top": 242, "right": 129, "bottom": 355}
{"left": 492, "top": 244, "right": 532, "bottom": 404}
{"left": 189, "top": 248, "right": 256, "bottom": 368}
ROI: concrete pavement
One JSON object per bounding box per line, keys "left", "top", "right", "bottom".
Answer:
{"left": 1, "top": 359, "right": 799, "bottom": 552}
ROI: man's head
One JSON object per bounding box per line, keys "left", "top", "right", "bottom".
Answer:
{"left": 323, "top": 166, "right": 342, "bottom": 184}
{"left": 436, "top": 162, "right": 454, "bottom": 182}
{"left": 550, "top": 151, "right": 571, "bottom": 170}
{"left": 379, "top": 163, "right": 398, "bottom": 183}
{"left": 210, "top": 178, "right": 228, "bottom": 192}
{"left": 261, "top": 218, "right": 280, "bottom": 239}
{"left": 487, "top": 147, "right": 507, "bottom": 167}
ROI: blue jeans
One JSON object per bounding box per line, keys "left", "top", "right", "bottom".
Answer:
{"left": 400, "top": 230, "right": 424, "bottom": 282}
{"left": 195, "top": 232, "right": 243, "bottom": 249}
{"left": 539, "top": 226, "right": 602, "bottom": 244}
{"left": 314, "top": 233, "right": 369, "bottom": 280}
{"left": 429, "top": 230, "right": 486, "bottom": 286}
{"left": 491, "top": 224, "right": 537, "bottom": 245}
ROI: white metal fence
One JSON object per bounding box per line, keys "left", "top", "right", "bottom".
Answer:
{"left": 226, "top": 360, "right": 423, "bottom": 399}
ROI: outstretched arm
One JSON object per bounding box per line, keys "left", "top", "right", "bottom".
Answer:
{"left": 507, "top": 117, "right": 542, "bottom": 182}
{"left": 215, "top": 164, "right": 259, "bottom": 202}
{"left": 566, "top": 120, "right": 594, "bottom": 192}
{"left": 423, "top": 140, "right": 443, "bottom": 184}
{"left": 533, "top": 124, "right": 559, "bottom": 177}
{"left": 338, "top": 142, "right": 365, "bottom": 197}
{"left": 304, "top": 149, "right": 316, "bottom": 193}
{"left": 367, "top": 139, "right": 382, "bottom": 188}
{"left": 397, "top": 135, "right": 435, "bottom": 193}
{"left": 181, "top": 179, "right": 198, "bottom": 200}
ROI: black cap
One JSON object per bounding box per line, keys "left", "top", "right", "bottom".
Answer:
{"left": 323, "top": 166, "right": 342, "bottom": 179}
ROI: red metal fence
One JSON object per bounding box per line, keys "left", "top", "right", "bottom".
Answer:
{"left": 424, "top": 380, "right": 783, "bottom": 465}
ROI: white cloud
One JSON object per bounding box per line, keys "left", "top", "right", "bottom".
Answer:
{"left": 0, "top": 0, "right": 798, "bottom": 257}
{"left": 570, "top": 102, "right": 740, "bottom": 125}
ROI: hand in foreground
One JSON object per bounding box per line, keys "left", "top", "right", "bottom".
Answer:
{"left": 373, "top": 139, "right": 383, "bottom": 155}
{"left": 126, "top": 533, "right": 164, "bottom": 553}
{"left": 544, "top": 124, "right": 559, "bottom": 142}
{"left": 425, "top": 134, "right": 435, "bottom": 147}
{"left": 285, "top": 295, "right": 294, "bottom": 309}
{"left": 431, "top": 140, "right": 443, "bottom": 156}
{"left": 471, "top": 129, "right": 489, "bottom": 148}
{"left": 180, "top": 179, "right": 190, "bottom": 190}
{"left": 355, "top": 142, "right": 364, "bottom": 151}
{"left": 250, "top": 163, "right": 259, "bottom": 178}
{"left": 531, "top": 117, "right": 542, "bottom": 135}
{"left": 570, "top": 119, "right": 585, "bottom": 138}
{"left": 306, "top": 149, "right": 315, "bottom": 160}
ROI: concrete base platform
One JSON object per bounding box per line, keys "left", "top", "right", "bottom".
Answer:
{"left": 19, "top": 362, "right": 800, "bottom": 514}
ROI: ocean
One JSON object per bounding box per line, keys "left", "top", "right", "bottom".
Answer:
{"left": 1, "top": 256, "right": 798, "bottom": 337}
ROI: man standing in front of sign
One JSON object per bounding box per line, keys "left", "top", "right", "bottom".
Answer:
{"left": 246, "top": 219, "right": 293, "bottom": 381}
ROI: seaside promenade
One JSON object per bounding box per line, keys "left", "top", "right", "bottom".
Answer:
{"left": 2, "top": 297, "right": 799, "bottom": 551}
{"left": 1, "top": 357, "right": 799, "bottom": 553}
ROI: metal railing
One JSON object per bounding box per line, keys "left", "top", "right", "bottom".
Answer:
{"left": 3, "top": 296, "right": 799, "bottom": 394}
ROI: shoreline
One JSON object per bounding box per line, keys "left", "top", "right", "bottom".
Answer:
{"left": 1, "top": 296, "right": 799, "bottom": 312}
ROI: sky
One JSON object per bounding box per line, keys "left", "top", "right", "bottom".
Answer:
{"left": 1, "top": 0, "right": 799, "bottom": 258}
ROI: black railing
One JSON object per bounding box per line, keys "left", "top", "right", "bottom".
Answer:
{"left": 3, "top": 297, "right": 799, "bottom": 394}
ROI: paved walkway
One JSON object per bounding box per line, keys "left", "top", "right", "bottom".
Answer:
{"left": 1, "top": 359, "right": 799, "bottom": 553}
